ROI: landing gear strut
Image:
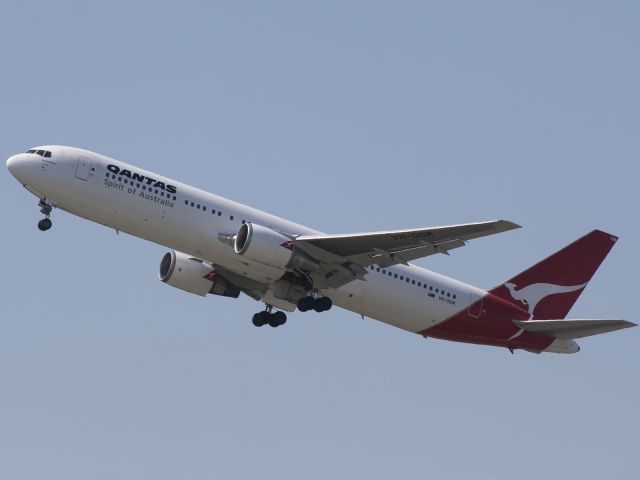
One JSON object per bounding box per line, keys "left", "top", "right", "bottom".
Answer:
{"left": 252, "top": 305, "right": 287, "bottom": 328}
{"left": 37, "top": 199, "right": 53, "bottom": 231}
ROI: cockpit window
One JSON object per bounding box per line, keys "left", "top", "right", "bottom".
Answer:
{"left": 25, "top": 149, "right": 53, "bottom": 158}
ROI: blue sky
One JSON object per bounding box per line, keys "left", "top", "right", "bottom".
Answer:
{"left": 1, "top": 2, "right": 638, "bottom": 479}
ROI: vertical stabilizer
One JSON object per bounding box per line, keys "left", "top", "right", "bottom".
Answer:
{"left": 490, "top": 230, "right": 618, "bottom": 319}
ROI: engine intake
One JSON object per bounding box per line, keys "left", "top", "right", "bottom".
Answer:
{"left": 159, "top": 251, "right": 240, "bottom": 298}
{"left": 234, "top": 223, "right": 318, "bottom": 271}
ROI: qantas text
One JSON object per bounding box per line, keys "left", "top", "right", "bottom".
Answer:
{"left": 107, "top": 164, "right": 177, "bottom": 193}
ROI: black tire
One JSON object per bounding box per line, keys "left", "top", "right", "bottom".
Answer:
{"left": 316, "top": 296, "right": 332, "bottom": 312}
{"left": 38, "top": 218, "right": 52, "bottom": 231}
{"left": 268, "top": 317, "right": 280, "bottom": 328}
{"left": 252, "top": 311, "right": 269, "bottom": 327}
{"left": 273, "top": 311, "right": 287, "bottom": 326}
{"left": 297, "top": 296, "right": 314, "bottom": 312}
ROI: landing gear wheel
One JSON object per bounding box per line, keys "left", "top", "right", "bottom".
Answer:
{"left": 269, "top": 311, "right": 287, "bottom": 327}
{"left": 297, "top": 296, "right": 315, "bottom": 312}
{"left": 315, "top": 296, "right": 332, "bottom": 312}
{"left": 298, "top": 295, "right": 333, "bottom": 313}
{"left": 252, "top": 309, "right": 287, "bottom": 328}
{"left": 37, "top": 218, "right": 52, "bottom": 231}
{"left": 252, "top": 311, "right": 269, "bottom": 327}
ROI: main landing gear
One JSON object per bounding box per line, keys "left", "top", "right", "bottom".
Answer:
{"left": 251, "top": 293, "right": 333, "bottom": 328}
{"left": 252, "top": 305, "right": 287, "bottom": 328}
{"left": 297, "top": 295, "right": 332, "bottom": 313}
{"left": 37, "top": 199, "right": 53, "bottom": 231}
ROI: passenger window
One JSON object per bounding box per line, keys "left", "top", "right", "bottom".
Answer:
{"left": 230, "top": 215, "right": 234, "bottom": 220}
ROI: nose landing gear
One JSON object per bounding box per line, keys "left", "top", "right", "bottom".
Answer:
{"left": 37, "top": 218, "right": 52, "bottom": 231}
{"left": 37, "top": 199, "right": 54, "bottom": 231}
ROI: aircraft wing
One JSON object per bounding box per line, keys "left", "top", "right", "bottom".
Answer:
{"left": 294, "top": 220, "right": 520, "bottom": 288}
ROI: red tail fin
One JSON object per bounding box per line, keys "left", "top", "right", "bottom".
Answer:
{"left": 490, "top": 230, "right": 618, "bottom": 320}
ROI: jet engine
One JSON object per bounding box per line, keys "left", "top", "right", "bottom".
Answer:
{"left": 234, "top": 222, "right": 318, "bottom": 271}
{"left": 159, "top": 250, "right": 240, "bottom": 297}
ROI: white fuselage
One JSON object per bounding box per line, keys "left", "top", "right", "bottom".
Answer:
{"left": 8, "top": 146, "right": 486, "bottom": 334}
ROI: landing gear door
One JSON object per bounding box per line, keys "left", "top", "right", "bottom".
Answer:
{"left": 75, "top": 156, "right": 92, "bottom": 180}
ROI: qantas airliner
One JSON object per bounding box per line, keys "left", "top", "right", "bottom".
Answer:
{"left": 7, "top": 146, "right": 635, "bottom": 353}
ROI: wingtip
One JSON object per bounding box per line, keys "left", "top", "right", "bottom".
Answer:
{"left": 497, "top": 220, "right": 522, "bottom": 231}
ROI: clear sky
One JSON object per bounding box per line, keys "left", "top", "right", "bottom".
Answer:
{"left": 1, "top": 1, "right": 638, "bottom": 479}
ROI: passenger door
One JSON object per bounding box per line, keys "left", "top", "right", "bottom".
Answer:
{"left": 75, "top": 156, "right": 92, "bottom": 180}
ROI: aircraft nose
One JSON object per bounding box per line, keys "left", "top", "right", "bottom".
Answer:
{"left": 7, "top": 154, "right": 23, "bottom": 176}
{"left": 6, "top": 153, "right": 32, "bottom": 182}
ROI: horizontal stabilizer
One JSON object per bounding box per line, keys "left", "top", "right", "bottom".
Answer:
{"left": 514, "top": 319, "right": 636, "bottom": 339}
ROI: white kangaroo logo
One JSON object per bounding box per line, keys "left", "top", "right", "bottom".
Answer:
{"left": 505, "top": 281, "right": 587, "bottom": 319}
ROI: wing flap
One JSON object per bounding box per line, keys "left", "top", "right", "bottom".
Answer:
{"left": 514, "top": 319, "right": 636, "bottom": 339}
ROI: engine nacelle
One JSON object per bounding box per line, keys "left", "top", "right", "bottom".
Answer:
{"left": 234, "top": 222, "right": 318, "bottom": 271}
{"left": 159, "top": 251, "right": 240, "bottom": 298}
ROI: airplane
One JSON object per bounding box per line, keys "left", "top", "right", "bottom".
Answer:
{"left": 6, "top": 146, "right": 635, "bottom": 354}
